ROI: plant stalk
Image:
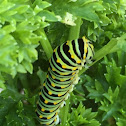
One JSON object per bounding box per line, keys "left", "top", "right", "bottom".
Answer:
{"left": 38, "top": 29, "right": 53, "bottom": 60}
{"left": 68, "top": 17, "right": 82, "bottom": 40}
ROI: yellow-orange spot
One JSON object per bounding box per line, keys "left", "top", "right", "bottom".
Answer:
{"left": 54, "top": 102, "right": 57, "bottom": 105}
{"left": 62, "top": 65, "right": 66, "bottom": 69}
{"left": 51, "top": 83, "right": 55, "bottom": 87}
{"left": 73, "top": 67, "right": 77, "bottom": 70}
{"left": 39, "top": 115, "right": 43, "bottom": 118}
{"left": 41, "top": 108, "right": 45, "bottom": 112}
{"left": 57, "top": 59, "right": 60, "bottom": 63}
{"left": 39, "top": 92, "right": 41, "bottom": 95}
{"left": 58, "top": 94, "right": 62, "bottom": 97}
{"left": 82, "top": 36, "right": 88, "bottom": 43}
{"left": 43, "top": 83, "right": 46, "bottom": 86}
{"left": 46, "top": 123, "right": 49, "bottom": 126}
{"left": 66, "top": 41, "right": 69, "bottom": 45}
{"left": 68, "top": 50, "right": 70, "bottom": 52}
{"left": 85, "top": 38, "right": 88, "bottom": 43}
{"left": 44, "top": 100, "right": 48, "bottom": 104}
{"left": 54, "top": 118, "right": 57, "bottom": 122}
{"left": 52, "top": 75, "right": 55, "bottom": 79}
{"left": 46, "top": 75, "right": 48, "bottom": 78}
{"left": 60, "top": 79, "right": 64, "bottom": 82}
{"left": 60, "top": 73, "right": 64, "bottom": 75}
{"left": 71, "top": 77, "right": 74, "bottom": 80}
{"left": 47, "top": 116, "right": 51, "bottom": 119}
{"left": 49, "top": 59, "right": 51, "bottom": 63}
{"left": 50, "top": 110, "right": 53, "bottom": 112}
{"left": 83, "top": 55, "right": 86, "bottom": 59}
{"left": 82, "top": 36, "right": 86, "bottom": 40}
{"left": 52, "top": 68, "right": 55, "bottom": 71}
{"left": 53, "top": 48, "right": 56, "bottom": 52}
{"left": 85, "top": 48, "right": 87, "bottom": 53}
{"left": 71, "top": 55, "right": 74, "bottom": 59}
{"left": 77, "top": 60, "right": 81, "bottom": 64}
{"left": 48, "top": 91, "right": 52, "bottom": 95}
{"left": 48, "top": 67, "right": 50, "bottom": 71}
{"left": 55, "top": 112, "right": 58, "bottom": 115}
{"left": 72, "top": 72, "right": 75, "bottom": 75}
{"left": 61, "top": 86, "right": 65, "bottom": 89}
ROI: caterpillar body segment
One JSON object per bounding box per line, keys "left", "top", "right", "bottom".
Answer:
{"left": 36, "top": 36, "right": 94, "bottom": 126}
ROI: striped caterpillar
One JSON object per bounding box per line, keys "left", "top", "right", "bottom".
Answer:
{"left": 36, "top": 36, "right": 94, "bottom": 126}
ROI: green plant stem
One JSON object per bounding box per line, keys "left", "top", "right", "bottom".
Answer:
{"left": 18, "top": 74, "right": 30, "bottom": 92}
{"left": 68, "top": 17, "right": 82, "bottom": 40}
{"left": 38, "top": 29, "right": 53, "bottom": 59}
{"left": 60, "top": 17, "right": 82, "bottom": 126}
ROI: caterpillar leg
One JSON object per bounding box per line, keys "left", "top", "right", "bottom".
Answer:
{"left": 65, "top": 93, "right": 70, "bottom": 100}
{"left": 78, "top": 66, "right": 83, "bottom": 70}
{"left": 70, "top": 85, "right": 74, "bottom": 92}
{"left": 55, "top": 115, "right": 60, "bottom": 125}
{"left": 73, "top": 77, "right": 80, "bottom": 85}
{"left": 84, "top": 64, "right": 89, "bottom": 69}
{"left": 91, "top": 59, "right": 96, "bottom": 62}
{"left": 60, "top": 101, "right": 66, "bottom": 107}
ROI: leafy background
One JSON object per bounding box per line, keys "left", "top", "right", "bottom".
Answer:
{"left": 0, "top": 0, "right": 126, "bottom": 126}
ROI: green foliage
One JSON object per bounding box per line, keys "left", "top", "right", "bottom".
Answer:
{"left": 85, "top": 52, "right": 126, "bottom": 125}
{"left": 0, "top": 0, "right": 126, "bottom": 126}
{"left": 67, "top": 103, "right": 100, "bottom": 126}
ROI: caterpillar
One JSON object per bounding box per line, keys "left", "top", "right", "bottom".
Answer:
{"left": 36, "top": 36, "right": 94, "bottom": 126}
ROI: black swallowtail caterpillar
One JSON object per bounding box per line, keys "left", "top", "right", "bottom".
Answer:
{"left": 36, "top": 36, "right": 94, "bottom": 126}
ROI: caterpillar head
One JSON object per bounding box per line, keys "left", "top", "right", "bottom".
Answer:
{"left": 82, "top": 36, "right": 95, "bottom": 63}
